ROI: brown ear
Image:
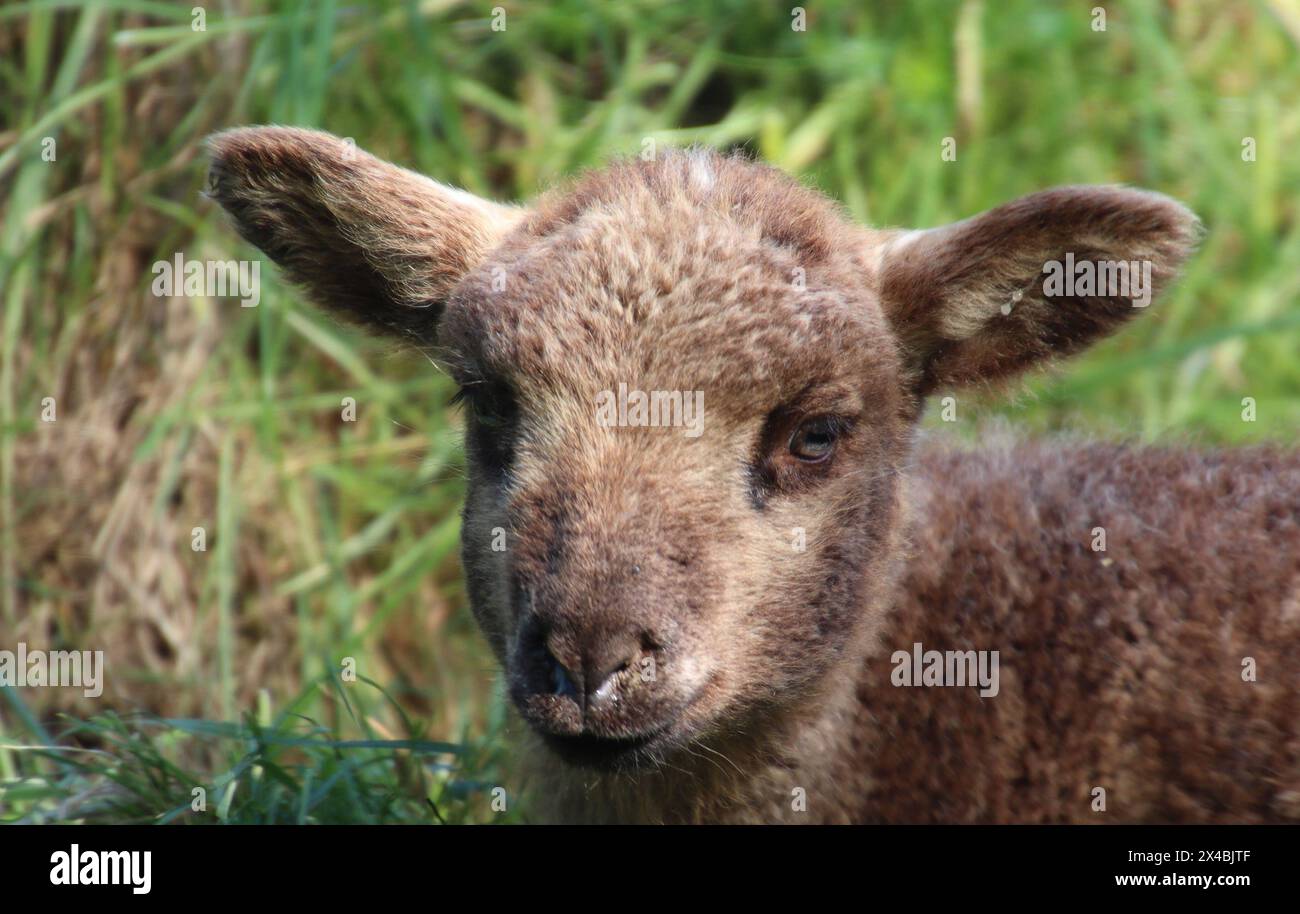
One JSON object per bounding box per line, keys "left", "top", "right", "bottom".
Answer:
{"left": 206, "top": 126, "right": 521, "bottom": 344}
{"left": 875, "top": 186, "right": 1201, "bottom": 395}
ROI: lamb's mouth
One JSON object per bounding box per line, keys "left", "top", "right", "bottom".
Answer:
{"left": 529, "top": 692, "right": 703, "bottom": 771}
{"left": 540, "top": 728, "right": 670, "bottom": 770}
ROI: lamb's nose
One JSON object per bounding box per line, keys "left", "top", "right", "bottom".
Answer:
{"left": 543, "top": 628, "right": 646, "bottom": 708}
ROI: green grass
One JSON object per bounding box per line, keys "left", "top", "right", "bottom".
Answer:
{"left": 1, "top": 0, "right": 1297, "bottom": 823}
{"left": 2, "top": 673, "right": 520, "bottom": 824}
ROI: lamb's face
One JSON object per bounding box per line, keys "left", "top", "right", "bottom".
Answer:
{"left": 208, "top": 127, "right": 1198, "bottom": 771}
{"left": 437, "top": 165, "right": 912, "bottom": 768}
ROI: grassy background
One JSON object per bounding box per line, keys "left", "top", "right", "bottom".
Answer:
{"left": 1, "top": 0, "right": 1297, "bottom": 823}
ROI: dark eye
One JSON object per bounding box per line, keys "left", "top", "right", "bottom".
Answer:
{"left": 473, "top": 390, "right": 515, "bottom": 429}
{"left": 454, "top": 381, "right": 516, "bottom": 429}
{"left": 452, "top": 379, "right": 518, "bottom": 475}
{"left": 788, "top": 416, "right": 839, "bottom": 462}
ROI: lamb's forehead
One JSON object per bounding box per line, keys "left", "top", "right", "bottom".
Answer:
{"left": 439, "top": 150, "right": 889, "bottom": 405}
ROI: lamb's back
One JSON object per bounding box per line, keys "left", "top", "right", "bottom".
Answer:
{"left": 852, "top": 438, "right": 1300, "bottom": 823}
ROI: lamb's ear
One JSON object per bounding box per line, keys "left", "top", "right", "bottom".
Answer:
{"left": 874, "top": 186, "right": 1200, "bottom": 395}
{"left": 206, "top": 126, "right": 522, "bottom": 345}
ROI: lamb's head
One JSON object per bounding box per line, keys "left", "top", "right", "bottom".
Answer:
{"left": 209, "top": 127, "right": 1199, "bottom": 770}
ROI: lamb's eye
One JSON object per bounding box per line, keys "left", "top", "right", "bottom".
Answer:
{"left": 452, "top": 380, "right": 519, "bottom": 476}
{"left": 473, "top": 392, "right": 514, "bottom": 429}
{"left": 454, "top": 381, "right": 516, "bottom": 430}
{"left": 788, "top": 416, "right": 839, "bottom": 462}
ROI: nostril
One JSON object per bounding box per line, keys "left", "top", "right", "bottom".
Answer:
{"left": 589, "top": 657, "right": 632, "bottom": 703}
{"left": 586, "top": 634, "right": 653, "bottom": 705}
{"left": 519, "top": 617, "right": 582, "bottom": 702}
{"left": 546, "top": 651, "right": 580, "bottom": 701}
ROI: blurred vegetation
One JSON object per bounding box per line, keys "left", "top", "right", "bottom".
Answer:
{"left": 0, "top": 0, "right": 1297, "bottom": 823}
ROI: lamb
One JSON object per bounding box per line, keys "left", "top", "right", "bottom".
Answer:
{"left": 207, "top": 126, "right": 1300, "bottom": 824}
